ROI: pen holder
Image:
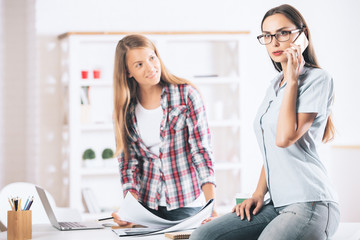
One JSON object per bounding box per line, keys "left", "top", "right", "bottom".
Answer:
{"left": 7, "top": 210, "right": 32, "bottom": 240}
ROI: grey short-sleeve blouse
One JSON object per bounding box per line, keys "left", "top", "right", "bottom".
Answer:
{"left": 254, "top": 66, "right": 338, "bottom": 207}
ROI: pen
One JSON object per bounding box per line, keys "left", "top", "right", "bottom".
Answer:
{"left": 14, "top": 198, "right": 18, "bottom": 211}
{"left": 97, "top": 217, "right": 114, "bottom": 221}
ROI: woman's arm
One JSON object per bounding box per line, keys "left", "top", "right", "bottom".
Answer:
{"left": 233, "top": 165, "right": 267, "bottom": 221}
{"left": 113, "top": 145, "right": 140, "bottom": 226}
{"left": 185, "top": 86, "right": 217, "bottom": 217}
{"left": 202, "top": 183, "right": 218, "bottom": 217}
{"left": 186, "top": 86, "right": 215, "bottom": 187}
{"left": 252, "top": 165, "right": 268, "bottom": 201}
{"left": 276, "top": 43, "right": 316, "bottom": 148}
{"left": 276, "top": 80, "right": 317, "bottom": 147}
{"left": 118, "top": 143, "right": 140, "bottom": 198}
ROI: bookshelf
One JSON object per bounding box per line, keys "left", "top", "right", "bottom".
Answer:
{"left": 59, "top": 31, "right": 250, "bottom": 214}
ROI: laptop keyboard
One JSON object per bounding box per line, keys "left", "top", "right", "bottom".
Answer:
{"left": 59, "top": 222, "right": 86, "bottom": 228}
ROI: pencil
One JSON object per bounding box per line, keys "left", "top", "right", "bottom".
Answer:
{"left": 8, "top": 198, "right": 15, "bottom": 211}
{"left": 97, "top": 217, "right": 114, "bottom": 221}
{"left": 23, "top": 197, "right": 30, "bottom": 211}
{"left": 26, "top": 197, "right": 34, "bottom": 210}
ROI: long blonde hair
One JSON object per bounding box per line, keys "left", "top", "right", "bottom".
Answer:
{"left": 113, "top": 34, "right": 193, "bottom": 158}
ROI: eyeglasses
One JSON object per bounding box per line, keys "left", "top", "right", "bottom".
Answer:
{"left": 257, "top": 29, "right": 303, "bottom": 45}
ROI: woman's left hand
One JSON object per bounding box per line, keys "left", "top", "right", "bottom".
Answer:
{"left": 284, "top": 43, "right": 305, "bottom": 83}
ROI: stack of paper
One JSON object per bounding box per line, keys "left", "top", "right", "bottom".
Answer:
{"left": 112, "top": 194, "right": 214, "bottom": 237}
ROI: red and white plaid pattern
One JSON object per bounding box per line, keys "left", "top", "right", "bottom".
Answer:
{"left": 118, "top": 83, "right": 215, "bottom": 210}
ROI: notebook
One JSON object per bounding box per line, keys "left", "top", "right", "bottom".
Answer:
{"left": 165, "top": 231, "right": 193, "bottom": 239}
{"left": 35, "top": 185, "right": 104, "bottom": 231}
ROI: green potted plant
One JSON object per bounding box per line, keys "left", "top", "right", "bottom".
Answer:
{"left": 82, "top": 148, "right": 98, "bottom": 167}
{"left": 102, "top": 148, "right": 116, "bottom": 167}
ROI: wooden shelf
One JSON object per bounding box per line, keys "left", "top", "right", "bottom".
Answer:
{"left": 59, "top": 31, "right": 250, "bottom": 39}
{"left": 80, "top": 167, "right": 118, "bottom": 176}
{"left": 79, "top": 80, "right": 112, "bottom": 87}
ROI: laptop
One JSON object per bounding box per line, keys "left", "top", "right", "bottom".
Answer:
{"left": 35, "top": 185, "right": 104, "bottom": 230}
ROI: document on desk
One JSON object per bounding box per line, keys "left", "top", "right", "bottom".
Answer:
{"left": 113, "top": 194, "right": 214, "bottom": 236}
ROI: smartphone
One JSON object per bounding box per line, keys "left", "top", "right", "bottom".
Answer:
{"left": 293, "top": 32, "right": 309, "bottom": 54}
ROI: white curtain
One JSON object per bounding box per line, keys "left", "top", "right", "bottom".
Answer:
{"left": 0, "top": 0, "right": 38, "bottom": 187}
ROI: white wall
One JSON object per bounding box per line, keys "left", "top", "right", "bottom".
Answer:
{"left": 0, "top": 0, "right": 38, "bottom": 186}
{"left": 18, "top": 0, "right": 360, "bottom": 211}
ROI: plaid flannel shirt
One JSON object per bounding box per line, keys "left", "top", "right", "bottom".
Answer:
{"left": 118, "top": 83, "right": 215, "bottom": 210}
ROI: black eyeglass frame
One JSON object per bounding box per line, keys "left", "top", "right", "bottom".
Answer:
{"left": 257, "top": 28, "right": 305, "bottom": 45}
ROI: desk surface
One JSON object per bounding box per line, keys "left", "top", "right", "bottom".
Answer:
{"left": 1, "top": 223, "right": 359, "bottom": 239}
{"left": 0, "top": 224, "right": 164, "bottom": 240}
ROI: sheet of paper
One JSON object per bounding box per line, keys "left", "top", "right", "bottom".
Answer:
{"left": 117, "top": 194, "right": 182, "bottom": 228}
{"left": 155, "top": 199, "right": 213, "bottom": 234}
{"left": 113, "top": 194, "right": 214, "bottom": 236}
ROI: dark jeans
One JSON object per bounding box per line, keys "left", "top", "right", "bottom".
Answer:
{"left": 141, "top": 203, "right": 202, "bottom": 221}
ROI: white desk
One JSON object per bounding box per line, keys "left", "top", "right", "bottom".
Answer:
{"left": 1, "top": 223, "right": 359, "bottom": 239}
{"left": 0, "top": 224, "right": 164, "bottom": 240}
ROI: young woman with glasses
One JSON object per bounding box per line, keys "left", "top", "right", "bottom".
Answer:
{"left": 110, "top": 34, "right": 217, "bottom": 225}
{"left": 190, "top": 4, "right": 339, "bottom": 240}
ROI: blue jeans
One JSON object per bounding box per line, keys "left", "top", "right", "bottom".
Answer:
{"left": 190, "top": 201, "right": 340, "bottom": 240}
{"left": 141, "top": 203, "right": 201, "bottom": 221}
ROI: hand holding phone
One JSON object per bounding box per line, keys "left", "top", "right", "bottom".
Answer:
{"left": 292, "top": 32, "right": 309, "bottom": 54}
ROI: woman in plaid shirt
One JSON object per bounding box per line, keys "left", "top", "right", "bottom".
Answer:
{"left": 111, "top": 34, "right": 217, "bottom": 225}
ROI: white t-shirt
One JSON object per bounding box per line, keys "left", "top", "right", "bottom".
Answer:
{"left": 135, "top": 103, "right": 162, "bottom": 156}
{"left": 135, "top": 102, "right": 204, "bottom": 207}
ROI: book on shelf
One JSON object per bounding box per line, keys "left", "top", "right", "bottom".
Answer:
{"left": 193, "top": 74, "right": 219, "bottom": 78}
{"left": 80, "top": 86, "right": 90, "bottom": 105}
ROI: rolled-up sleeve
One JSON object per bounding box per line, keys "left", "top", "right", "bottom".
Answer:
{"left": 118, "top": 142, "right": 140, "bottom": 196}
{"left": 186, "top": 87, "right": 216, "bottom": 187}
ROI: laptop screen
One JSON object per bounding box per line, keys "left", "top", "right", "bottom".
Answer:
{"left": 35, "top": 186, "right": 61, "bottom": 228}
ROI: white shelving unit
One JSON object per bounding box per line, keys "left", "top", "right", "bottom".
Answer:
{"left": 59, "top": 31, "right": 250, "bottom": 213}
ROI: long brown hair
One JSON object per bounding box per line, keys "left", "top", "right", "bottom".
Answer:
{"left": 261, "top": 4, "right": 334, "bottom": 143}
{"left": 113, "top": 34, "right": 193, "bottom": 158}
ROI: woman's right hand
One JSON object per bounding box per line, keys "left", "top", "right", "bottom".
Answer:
{"left": 111, "top": 211, "right": 132, "bottom": 226}
{"left": 112, "top": 192, "right": 138, "bottom": 226}
{"left": 232, "top": 195, "right": 264, "bottom": 221}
